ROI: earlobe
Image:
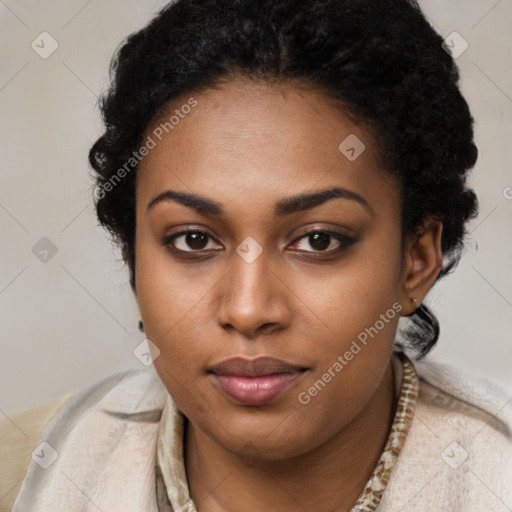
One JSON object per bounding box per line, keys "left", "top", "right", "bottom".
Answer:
{"left": 401, "top": 220, "right": 443, "bottom": 316}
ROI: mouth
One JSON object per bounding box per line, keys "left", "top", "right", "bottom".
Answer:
{"left": 207, "top": 356, "right": 308, "bottom": 406}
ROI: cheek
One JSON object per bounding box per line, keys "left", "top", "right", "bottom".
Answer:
{"left": 134, "top": 231, "right": 227, "bottom": 396}
{"left": 135, "top": 230, "right": 210, "bottom": 333}
{"left": 309, "top": 234, "right": 402, "bottom": 333}
{"left": 298, "top": 228, "right": 403, "bottom": 390}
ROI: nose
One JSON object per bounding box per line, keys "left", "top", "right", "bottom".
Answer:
{"left": 216, "top": 249, "right": 291, "bottom": 338}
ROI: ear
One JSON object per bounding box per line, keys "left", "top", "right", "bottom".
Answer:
{"left": 400, "top": 219, "right": 443, "bottom": 316}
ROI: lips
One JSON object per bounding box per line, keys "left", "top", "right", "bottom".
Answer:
{"left": 208, "top": 356, "right": 307, "bottom": 405}
{"left": 209, "top": 356, "right": 306, "bottom": 377}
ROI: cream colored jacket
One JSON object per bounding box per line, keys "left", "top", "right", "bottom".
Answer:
{"left": 1, "top": 357, "right": 511, "bottom": 511}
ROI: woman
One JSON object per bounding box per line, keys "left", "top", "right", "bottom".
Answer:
{"left": 3, "top": 0, "right": 512, "bottom": 510}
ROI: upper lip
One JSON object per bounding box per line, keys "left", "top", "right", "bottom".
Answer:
{"left": 208, "top": 356, "right": 306, "bottom": 377}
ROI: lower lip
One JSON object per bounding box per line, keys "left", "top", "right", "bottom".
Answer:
{"left": 211, "top": 372, "right": 304, "bottom": 405}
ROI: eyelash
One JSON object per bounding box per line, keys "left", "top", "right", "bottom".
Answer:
{"left": 161, "top": 228, "right": 356, "bottom": 258}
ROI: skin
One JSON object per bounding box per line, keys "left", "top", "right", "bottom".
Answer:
{"left": 133, "top": 77, "right": 443, "bottom": 512}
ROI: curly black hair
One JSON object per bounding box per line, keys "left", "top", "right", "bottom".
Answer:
{"left": 88, "top": 0, "right": 478, "bottom": 359}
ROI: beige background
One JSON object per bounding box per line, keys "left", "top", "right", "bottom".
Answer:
{"left": 1, "top": 0, "right": 511, "bottom": 415}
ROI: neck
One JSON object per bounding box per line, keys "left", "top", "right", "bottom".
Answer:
{"left": 185, "top": 354, "right": 399, "bottom": 512}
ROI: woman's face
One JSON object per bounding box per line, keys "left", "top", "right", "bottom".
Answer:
{"left": 135, "top": 78, "right": 409, "bottom": 459}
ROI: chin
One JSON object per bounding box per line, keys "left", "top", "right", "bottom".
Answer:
{"left": 206, "top": 418, "right": 316, "bottom": 462}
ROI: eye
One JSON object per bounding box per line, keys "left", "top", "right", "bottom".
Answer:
{"left": 288, "top": 229, "right": 355, "bottom": 254}
{"left": 162, "top": 228, "right": 356, "bottom": 257}
{"left": 162, "top": 230, "right": 221, "bottom": 253}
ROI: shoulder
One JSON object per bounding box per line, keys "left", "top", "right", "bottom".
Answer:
{"left": 4, "top": 367, "right": 166, "bottom": 512}
{"left": 382, "top": 355, "right": 512, "bottom": 511}
{"left": 413, "top": 356, "right": 512, "bottom": 438}
{"left": 0, "top": 393, "right": 73, "bottom": 512}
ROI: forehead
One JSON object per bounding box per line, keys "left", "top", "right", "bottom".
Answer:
{"left": 136, "top": 78, "right": 398, "bottom": 216}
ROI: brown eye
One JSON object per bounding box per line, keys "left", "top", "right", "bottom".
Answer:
{"left": 163, "top": 230, "right": 221, "bottom": 253}
{"left": 290, "top": 230, "right": 355, "bottom": 254}
{"left": 183, "top": 232, "right": 209, "bottom": 250}
{"left": 307, "top": 232, "right": 330, "bottom": 251}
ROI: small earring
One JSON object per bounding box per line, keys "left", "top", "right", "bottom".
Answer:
{"left": 410, "top": 297, "right": 418, "bottom": 308}
{"left": 138, "top": 320, "right": 144, "bottom": 332}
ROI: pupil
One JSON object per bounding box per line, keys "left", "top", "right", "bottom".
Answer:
{"left": 187, "top": 232, "right": 207, "bottom": 250}
{"left": 310, "top": 232, "right": 330, "bottom": 251}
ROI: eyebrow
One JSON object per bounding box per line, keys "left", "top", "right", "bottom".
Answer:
{"left": 146, "top": 186, "right": 373, "bottom": 217}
